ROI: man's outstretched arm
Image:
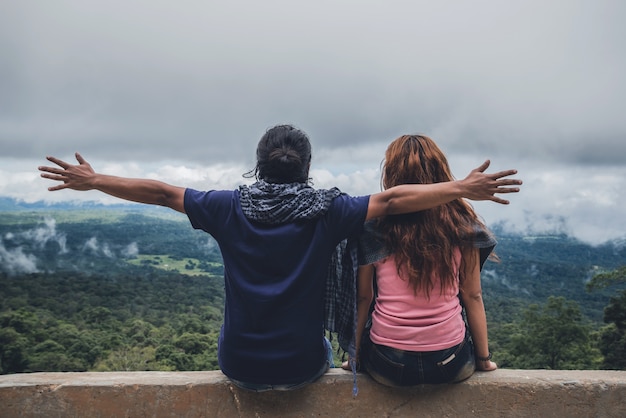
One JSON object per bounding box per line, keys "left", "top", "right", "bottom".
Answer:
{"left": 366, "top": 160, "right": 522, "bottom": 220}
{"left": 39, "top": 153, "right": 186, "bottom": 213}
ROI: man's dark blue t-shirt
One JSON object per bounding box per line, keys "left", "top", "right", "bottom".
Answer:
{"left": 184, "top": 188, "right": 369, "bottom": 384}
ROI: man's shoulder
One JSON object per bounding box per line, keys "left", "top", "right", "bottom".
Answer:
{"left": 329, "top": 193, "right": 370, "bottom": 208}
{"left": 184, "top": 188, "right": 238, "bottom": 213}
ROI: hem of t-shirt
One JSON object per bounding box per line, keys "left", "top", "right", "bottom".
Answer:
{"left": 220, "top": 358, "right": 327, "bottom": 386}
{"left": 370, "top": 329, "right": 466, "bottom": 352}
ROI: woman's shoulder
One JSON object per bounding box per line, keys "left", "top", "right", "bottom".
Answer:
{"left": 358, "top": 220, "right": 392, "bottom": 265}
{"left": 463, "top": 222, "right": 497, "bottom": 248}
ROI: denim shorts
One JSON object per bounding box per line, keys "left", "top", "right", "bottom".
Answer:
{"left": 362, "top": 332, "right": 476, "bottom": 387}
{"left": 228, "top": 337, "right": 335, "bottom": 392}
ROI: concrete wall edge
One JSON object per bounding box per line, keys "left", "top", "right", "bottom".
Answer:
{"left": 2, "top": 368, "right": 626, "bottom": 417}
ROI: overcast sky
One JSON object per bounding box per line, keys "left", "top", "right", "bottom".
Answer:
{"left": 1, "top": 0, "right": 625, "bottom": 245}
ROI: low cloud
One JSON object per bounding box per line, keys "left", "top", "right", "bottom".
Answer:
{"left": 0, "top": 239, "right": 39, "bottom": 276}
{"left": 82, "top": 237, "right": 100, "bottom": 255}
{"left": 3, "top": 152, "right": 626, "bottom": 246}
{"left": 122, "top": 242, "right": 139, "bottom": 258}
{"left": 21, "top": 217, "right": 68, "bottom": 254}
{"left": 482, "top": 269, "right": 531, "bottom": 296}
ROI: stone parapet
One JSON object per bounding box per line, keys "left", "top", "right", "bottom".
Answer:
{"left": 1, "top": 368, "right": 626, "bottom": 417}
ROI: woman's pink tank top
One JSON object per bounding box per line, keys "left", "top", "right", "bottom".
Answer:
{"left": 369, "top": 250, "right": 465, "bottom": 351}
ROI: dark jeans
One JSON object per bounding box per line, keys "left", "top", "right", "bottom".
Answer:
{"left": 362, "top": 331, "right": 476, "bottom": 387}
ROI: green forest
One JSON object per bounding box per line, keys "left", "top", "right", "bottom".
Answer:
{"left": 1, "top": 203, "right": 625, "bottom": 374}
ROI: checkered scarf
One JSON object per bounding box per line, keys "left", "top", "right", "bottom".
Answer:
{"left": 239, "top": 180, "right": 342, "bottom": 223}
{"left": 325, "top": 237, "right": 361, "bottom": 396}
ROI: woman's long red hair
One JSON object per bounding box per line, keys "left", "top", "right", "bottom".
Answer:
{"left": 378, "top": 135, "right": 491, "bottom": 297}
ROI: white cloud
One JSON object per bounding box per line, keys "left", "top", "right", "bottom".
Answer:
{"left": 122, "top": 242, "right": 139, "bottom": 258}
{"left": 0, "top": 240, "right": 39, "bottom": 276}
{"left": 102, "top": 242, "right": 114, "bottom": 258}
{"left": 82, "top": 237, "right": 99, "bottom": 254}
{"left": 8, "top": 150, "right": 626, "bottom": 245}
{"left": 20, "top": 216, "right": 68, "bottom": 254}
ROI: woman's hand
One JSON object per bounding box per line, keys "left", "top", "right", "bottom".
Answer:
{"left": 476, "top": 359, "right": 498, "bottom": 371}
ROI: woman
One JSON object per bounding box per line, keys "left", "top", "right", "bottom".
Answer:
{"left": 39, "top": 125, "right": 516, "bottom": 391}
{"left": 348, "top": 134, "right": 499, "bottom": 386}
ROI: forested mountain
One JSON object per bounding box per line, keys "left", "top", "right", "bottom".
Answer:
{"left": 480, "top": 226, "right": 625, "bottom": 323}
{"left": 1, "top": 201, "right": 625, "bottom": 373}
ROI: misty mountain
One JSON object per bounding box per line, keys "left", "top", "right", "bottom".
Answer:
{"left": 1, "top": 200, "right": 625, "bottom": 325}
{"left": 0, "top": 196, "right": 171, "bottom": 213}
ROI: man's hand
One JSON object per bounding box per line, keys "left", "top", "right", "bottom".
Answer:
{"left": 39, "top": 152, "right": 97, "bottom": 192}
{"left": 39, "top": 152, "right": 186, "bottom": 213}
{"left": 461, "top": 160, "right": 522, "bottom": 204}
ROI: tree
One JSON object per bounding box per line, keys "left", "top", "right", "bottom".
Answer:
{"left": 0, "top": 309, "right": 42, "bottom": 374}
{"left": 586, "top": 266, "right": 626, "bottom": 293}
{"left": 93, "top": 346, "right": 167, "bottom": 371}
{"left": 29, "top": 339, "right": 86, "bottom": 372}
{"left": 505, "top": 296, "right": 601, "bottom": 369}
{"left": 587, "top": 266, "right": 626, "bottom": 369}
{"left": 0, "top": 327, "right": 29, "bottom": 374}
{"left": 155, "top": 332, "right": 219, "bottom": 371}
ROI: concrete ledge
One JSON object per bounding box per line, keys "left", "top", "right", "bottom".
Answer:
{"left": 1, "top": 369, "right": 626, "bottom": 417}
